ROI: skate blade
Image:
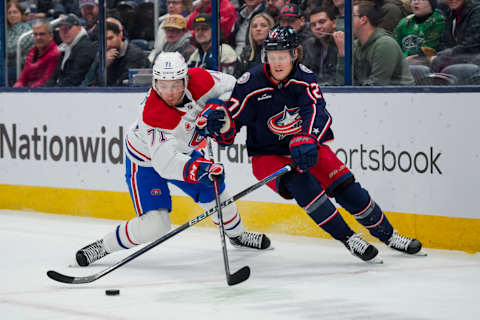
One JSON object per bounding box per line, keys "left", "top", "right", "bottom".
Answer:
{"left": 411, "top": 249, "right": 428, "bottom": 257}
{"left": 366, "top": 256, "right": 384, "bottom": 264}
{"left": 231, "top": 245, "right": 275, "bottom": 252}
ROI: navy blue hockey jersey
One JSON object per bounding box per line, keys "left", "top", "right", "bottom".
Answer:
{"left": 228, "top": 63, "right": 334, "bottom": 156}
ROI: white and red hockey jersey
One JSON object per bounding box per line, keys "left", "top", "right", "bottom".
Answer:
{"left": 125, "top": 68, "right": 236, "bottom": 181}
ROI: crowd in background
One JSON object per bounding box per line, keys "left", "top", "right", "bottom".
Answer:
{"left": 5, "top": 0, "right": 480, "bottom": 87}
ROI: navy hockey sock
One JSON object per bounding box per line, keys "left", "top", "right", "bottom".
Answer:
{"left": 334, "top": 182, "right": 393, "bottom": 242}
{"left": 283, "top": 172, "right": 354, "bottom": 241}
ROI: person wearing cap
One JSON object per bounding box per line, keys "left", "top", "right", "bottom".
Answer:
{"left": 266, "top": 0, "right": 291, "bottom": 19}
{"left": 46, "top": 14, "right": 96, "bottom": 86}
{"left": 187, "top": 0, "right": 237, "bottom": 40}
{"left": 148, "top": 0, "right": 193, "bottom": 63}
{"left": 149, "top": 14, "right": 195, "bottom": 63}
{"left": 302, "top": 6, "right": 339, "bottom": 85}
{"left": 430, "top": 0, "right": 480, "bottom": 73}
{"left": 276, "top": 3, "right": 312, "bottom": 45}
{"left": 79, "top": 0, "right": 99, "bottom": 41}
{"left": 187, "top": 14, "right": 237, "bottom": 74}
{"left": 393, "top": 0, "right": 445, "bottom": 65}
{"left": 14, "top": 18, "right": 61, "bottom": 87}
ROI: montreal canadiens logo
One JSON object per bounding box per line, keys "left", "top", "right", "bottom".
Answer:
{"left": 151, "top": 189, "right": 162, "bottom": 196}
{"left": 267, "top": 106, "right": 302, "bottom": 139}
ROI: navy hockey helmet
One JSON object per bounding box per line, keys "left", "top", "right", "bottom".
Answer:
{"left": 262, "top": 26, "right": 298, "bottom": 63}
{"left": 263, "top": 25, "right": 298, "bottom": 51}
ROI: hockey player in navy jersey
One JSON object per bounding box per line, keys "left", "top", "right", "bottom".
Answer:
{"left": 196, "top": 26, "right": 423, "bottom": 262}
{"left": 75, "top": 52, "right": 271, "bottom": 267}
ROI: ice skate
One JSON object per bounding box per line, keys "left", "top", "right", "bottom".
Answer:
{"left": 385, "top": 230, "right": 426, "bottom": 256}
{"left": 343, "top": 233, "right": 382, "bottom": 263}
{"left": 229, "top": 231, "right": 271, "bottom": 250}
{"left": 76, "top": 239, "right": 109, "bottom": 267}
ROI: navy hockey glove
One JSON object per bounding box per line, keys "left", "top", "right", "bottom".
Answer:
{"left": 289, "top": 132, "right": 319, "bottom": 172}
{"left": 195, "top": 99, "right": 236, "bottom": 145}
{"left": 183, "top": 157, "right": 225, "bottom": 187}
{"left": 195, "top": 99, "right": 229, "bottom": 137}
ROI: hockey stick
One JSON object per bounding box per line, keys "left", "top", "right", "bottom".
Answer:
{"left": 213, "top": 176, "right": 250, "bottom": 286}
{"left": 206, "top": 138, "right": 249, "bottom": 285}
{"left": 46, "top": 164, "right": 293, "bottom": 284}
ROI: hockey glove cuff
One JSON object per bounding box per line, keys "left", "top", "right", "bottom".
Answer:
{"left": 183, "top": 157, "right": 225, "bottom": 187}
{"left": 195, "top": 99, "right": 230, "bottom": 136}
{"left": 289, "top": 132, "right": 319, "bottom": 172}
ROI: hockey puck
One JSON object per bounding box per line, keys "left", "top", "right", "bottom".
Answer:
{"left": 105, "top": 289, "right": 120, "bottom": 296}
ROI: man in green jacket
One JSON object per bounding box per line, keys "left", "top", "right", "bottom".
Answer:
{"left": 333, "top": 0, "right": 414, "bottom": 85}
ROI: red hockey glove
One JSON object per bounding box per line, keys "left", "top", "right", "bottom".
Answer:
{"left": 289, "top": 132, "right": 319, "bottom": 172}
{"left": 183, "top": 157, "right": 225, "bottom": 187}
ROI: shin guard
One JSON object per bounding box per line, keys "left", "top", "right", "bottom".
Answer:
{"left": 103, "top": 209, "right": 171, "bottom": 253}
{"left": 334, "top": 182, "right": 393, "bottom": 242}
{"left": 283, "top": 172, "right": 354, "bottom": 241}
{"left": 200, "top": 189, "right": 245, "bottom": 238}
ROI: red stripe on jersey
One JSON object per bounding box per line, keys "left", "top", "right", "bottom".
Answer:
{"left": 125, "top": 221, "right": 139, "bottom": 245}
{"left": 143, "top": 90, "right": 185, "bottom": 129}
{"left": 127, "top": 138, "right": 151, "bottom": 161}
{"left": 131, "top": 162, "right": 142, "bottom": 215}
{"left": 187, "top": 68, "right": 215, "bottom": 100}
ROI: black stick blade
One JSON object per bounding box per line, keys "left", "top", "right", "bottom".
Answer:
{"left": 227, "top": 266, "right": 250, "bottom": 286}
{"left": 47, "top": 270, "right": 96, "bottom": 284}
{"left": 47, "top": 270, "right": 76, "bottom": 283}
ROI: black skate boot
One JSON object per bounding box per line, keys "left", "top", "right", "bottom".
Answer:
{"left": 76, "top": 239, "right": 109, "bottom": 267}
{"left": 229, "top": 231, "right": 271, "bottom": 250}
{"left": 343, "top": 233, "right": 381, "bottom": 263}
{"left": 385, "top": 230, "right": 423, "bottom": 255}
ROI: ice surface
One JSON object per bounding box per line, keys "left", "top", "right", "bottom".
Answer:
{"left": 1, "top": 210, "right": 479, "bottom": 320}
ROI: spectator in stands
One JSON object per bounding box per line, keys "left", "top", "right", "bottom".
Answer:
{"left": 276, "top": 3, "right": 312, "bottom": 45}
{"left": 265, "top": 0, "right": 291, "bottom": 19}
{"left": 324, "top": 0, "right": 408, "bottom": 32}
{"left": 6, "top": 0, "right": 34, "bottom": 86}
{"left": 115, "top": 1, "right": 137, "bottom": 38}
{"left": 14, "top": 19, "right": 60, "bottom": 87}
{"left": 46, "top": 14, "right": 96, "bottom": 86}
{"left": 79, "top": 0, "right": 99, "bottom": 41}
{"left": 302, "top": 6, "right": 339, "bottom": 85}
{"left": 24, "top": 0, "right": 56, "bottom": 21}
{"left": 394, "top": 0, "right": 445, "bottom": 65}
{"left": 149, "top": 0, "right": 193, "bottom": 63}
{"left": 153, "top": 14, "right": 195, "bottom": 62}
{"left": 333, "top": 0, "right": 414, "bottom": 85}
{"left": 187, "top": 0, "right": 237, "bottom": 40}
{"left": 230, "top": 0, "right": 265, "bottom": 55}
{"left": 82, "top": 21, "right": 150, "bottom": 86}
{"left": 187, "top": 14, "right": 237, "bottom": 74}
{"left": 234, "top": 12, "right": 274, "bottom": 77}
{"left": 430, "top": 0, "right": 480, "bottom": 72}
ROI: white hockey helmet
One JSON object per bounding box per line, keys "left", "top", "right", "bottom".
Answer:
{"left": 152, "top": 52, "right": 188, "bottom": 94}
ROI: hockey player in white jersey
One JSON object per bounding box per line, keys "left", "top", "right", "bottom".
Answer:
{"left": 75, "top": 52, "right": 271, "bottom": 267}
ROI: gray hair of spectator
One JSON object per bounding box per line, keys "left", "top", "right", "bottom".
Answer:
{"left": 354, "top": 0, "right": 387, "bottom": 27}
{"left": 7, "top": 0, "right": 28, "bottom": 25}
{"left": 106, "top": 21, "right": 121, "bottom": 35}
{"left": 247, "top": 13, "right": 275, "bottom": 61}
{"left": 309, "top": 6, "right": 336, "bottom": 21}
{"left": 31, "top": 18, "right": 53, "bottom": 33}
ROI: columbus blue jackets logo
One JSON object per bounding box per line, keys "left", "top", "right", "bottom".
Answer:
{"left": 237, "top": 72, "right": 250, "bottom": 84}
{"left": 267, "top": 106, "right": 302, "bottom": 139}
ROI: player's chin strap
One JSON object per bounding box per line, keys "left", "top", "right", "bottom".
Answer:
{"left": 46, "top": 164, "right": 294, "bottom": 285}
